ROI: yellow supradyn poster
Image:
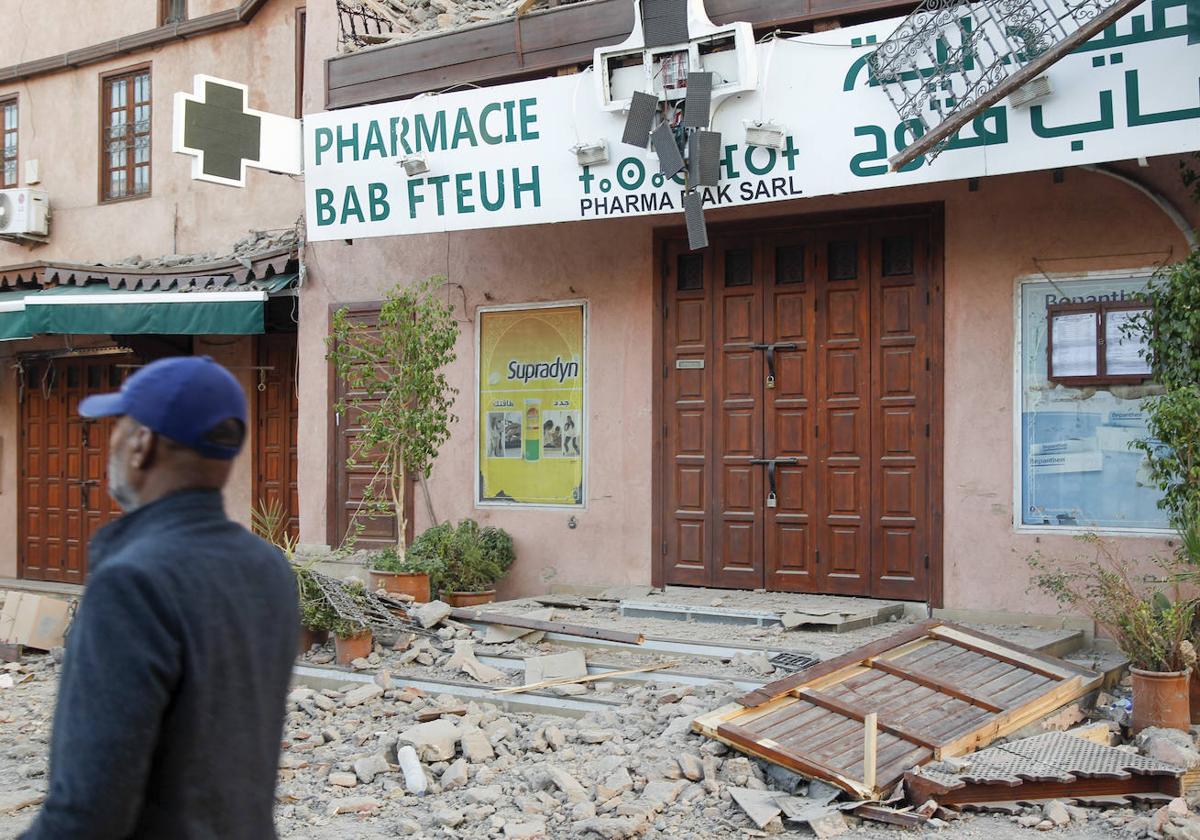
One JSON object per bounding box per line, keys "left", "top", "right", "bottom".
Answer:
{"left": 478, "top": 304, "right": 584, "bottom": 506}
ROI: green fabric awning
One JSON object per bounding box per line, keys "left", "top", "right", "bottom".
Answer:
{"left": 0, "top": 274, "right": 296, "bottom": 339}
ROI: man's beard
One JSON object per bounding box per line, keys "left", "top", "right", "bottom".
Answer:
{"left": 107, "top": 454, "right": 140, "bottom": 512}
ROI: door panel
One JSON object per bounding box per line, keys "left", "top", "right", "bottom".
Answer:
{"left": 763, "top": 234, "right": 817, "bottom": 592}
{"left": 21, "top": 357, "right": 128, "bottom": 582}
{"left": 255, "top": 334, "right": 300, "bottom": 542}
{"left": 713, "top": 242, "right": 763, "bottom": 589}
{"left": 660, "top": 214, "right": 938, "bottom": 600}
{"left": 869, "top": 222, "right": 931, "bottom": 600}
{"left": 815, "top": 229, "right": 871, "bottom": 594}
{"left": 663, "top": 244, "right": 712, "bottom": 585}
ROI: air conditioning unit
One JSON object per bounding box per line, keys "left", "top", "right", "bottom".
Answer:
{"left": 0, "top": 189, "right": 50, "bottom": 241}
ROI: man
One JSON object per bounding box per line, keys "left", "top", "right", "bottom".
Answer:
{"left": 23, "top": 356, "right": 299, "bottom": 840}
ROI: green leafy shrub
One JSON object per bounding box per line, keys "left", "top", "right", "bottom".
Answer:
{"left": 369, "top": 545, "right": 444, "bottom": 577}
{"left": 1028, "top": 535, "right": 1197, "bottom": 672}
{"left": 292, "top": 565, "right": 370, "bottom": 638}
{"left": 409, "top": 520, "right": 514, "bottom": 594}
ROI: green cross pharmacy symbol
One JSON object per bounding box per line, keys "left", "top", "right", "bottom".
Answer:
{"left": 172, "top": 75, "right": 302, "bottom": 188}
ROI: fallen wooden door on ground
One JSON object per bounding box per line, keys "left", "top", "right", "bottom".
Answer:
{"left": 693, "top": 619, "right": 1102, "bottom": 799}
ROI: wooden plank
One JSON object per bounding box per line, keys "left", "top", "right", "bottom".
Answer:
{"left": 739, "top": 620, "right": 941, "bottom": 706}
{"left": 717, "top": 721, "right": 872, "bottom": 798}
{"left": 450, "top": 608, "right": 644, "bottom": 644}
{"left": 0, "top": 642, "right": 21, "bottom": 662}
{"left": 863, "top": 713, "right": 878, "bottom": 790}
{"left": 798, "top": 689, "right": 939, "bottom": 751}
{"left": 492, "top": 661, "right": 678, "bottom": 694}
{"left": 936, "top": 676, "right": 1087, "bottom": 758}
{"left": 855, "top": 804, "right": 927, "bottom": 828}
{"left": 868, "top": 658, "right": 1004, "bottom": 713}
{"left": 930, "top": 625, "right": 1091, "bottom": 682}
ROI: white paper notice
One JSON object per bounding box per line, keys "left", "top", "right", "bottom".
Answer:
{"left": 1051, "top": 312, "right": 1097, "bottom": 378}
{"left": 1105, "top": 309, "right": 1152, "bottom": 376}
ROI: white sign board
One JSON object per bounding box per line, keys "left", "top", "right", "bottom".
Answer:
{"left": 304, "top": 1, "right": 1200, "bottom": 241}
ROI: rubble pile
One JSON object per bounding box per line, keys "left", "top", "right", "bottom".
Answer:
{"left": 340, "top": 0, "right": 592, "bottom": 49}
{"left": 102, "top": 226, "right": 300, "bottom": 271}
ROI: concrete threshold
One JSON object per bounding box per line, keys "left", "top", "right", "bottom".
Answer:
{"left": 291, "top": 663, "right": 619, "bottom": 718}
{"left": 619, "top": 599, "right": 906, "bottom": 632}
{"left": 475, "top": 653, "right": 767, "bottom": 692}
{"left": 0, "top": 578, "right": 83, "bottom": 598}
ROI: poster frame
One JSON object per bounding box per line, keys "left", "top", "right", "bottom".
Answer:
{"left": 474, "top": 299, "right": 589, "bottom": 511}
{"left": 1010, "top": 268, "right": 1171, "bottom": 537}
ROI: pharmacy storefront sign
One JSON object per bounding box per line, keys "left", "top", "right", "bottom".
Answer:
{"left": 304, "top": 0, "right": 1200, "bottom": 241}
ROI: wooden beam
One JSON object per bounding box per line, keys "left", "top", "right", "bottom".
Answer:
{"left": 716, "top": 721, "right": 873, "bottom": 799}
{"left": 868, "top": 657, "right": 1004, "bottom": 713}
{"left": 796, "top": 688, "right": 940, "bottom": 751}
{"left": 928, "top": 626, "right": 1076, "bottom": 681}
{"left": 854, "top": 804, "right": 927, "bottom": 828}
{"left": 863, "top": 712, "right": 878, "bottom": 791}
{"left": 492, "top": 661, "right": 679, "bottom": 695}
{"left": 886, "top": 0, "right": 1145, "bottom": 170}
{"left": 739, "top": 620, "right": 942, "bottom": 707}
{"left": 450, "top": 608, "right": 644, "bottom": 645}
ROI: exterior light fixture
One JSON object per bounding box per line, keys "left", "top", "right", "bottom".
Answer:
{"left": 399, "top": 154, "right": 429, "bottom": 176}
{"left": 1008, "top": 76, "right": 1053, "bottom": 109}
{"left": 744, "top": 120, "right": 786, "bottom": 150}
{"left": 572, "top": 141, "right": 610, "bottom": 167}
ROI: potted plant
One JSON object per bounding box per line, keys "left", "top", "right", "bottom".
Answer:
{"left": 292, "top": 564, "right": 331, "bottom": 655}
{"left": 317, "top": 579, "right": 374, "bottom": 665}
{"left": 367, "top": 546, "right": 437, "bottom": 603}
{"left": 1030, "top": 535, "right": 1197, "bottom": 732}
{"left": 410, "top": 519, "right": 515, "bottom": 607}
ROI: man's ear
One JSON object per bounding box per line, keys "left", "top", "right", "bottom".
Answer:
{"left": 128, "top": 425, "right": 158, "bottom": 470}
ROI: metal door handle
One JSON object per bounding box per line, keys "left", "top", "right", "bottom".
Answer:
{"left": 750, "top": 343, "right": 797, "bottom": 389}
{"left": 749, "top": 457, "right": 799, "bottom": 507}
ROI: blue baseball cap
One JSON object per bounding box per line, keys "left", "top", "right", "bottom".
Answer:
{"left": 79, "top": 356, "right": 248, "bottom": 460}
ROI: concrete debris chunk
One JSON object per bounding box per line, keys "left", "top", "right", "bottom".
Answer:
{"left": 529, "top": 763, "right": 590, "bottom": 803}
{"left": 447, "top": 640, "right": 507, "bottom": 683}
{"left": 415, "top": 599, "right": 454, "bottom": 628}
{"left": 677, "top": 752, "right": 703, "bottom": 781}
{"left": 465, "top": 784, "right": 503, "bottom": 805}
{"left": 397, "top": 718, "right": 460, "bottom": 762}
{"left": 328, "top": 771, "right": 358, "bottom": 787}
{"left": 352, "top": 752, "right": 390, "bottom": 784}
{"left": 342, "top": 682, "right": 383, "bottom": 708}
{"left": 460, "top": 726, "right": 496, "bottom": 762}
{"left": 441, "top": 757, "right": 469, "bottom": 790}
{"left": 729, "top": 787, "right": 784, "bottom": 830}
{"left": 327, "top": 796, "right": 381, "bottom": 815}
{"left": 524, "top": 649, "right": 588, "bottom": 684}
{"left": 574, "top": 816, "right": 649, "bottom": 839}
{"left": 504, "top": 818, "right": 548, "bottom": 839}
{"left": 1136, "top": 727, "right": 1200, "bottom": 769}
{"left": 597, "top": 767, "right": 634, "bottom": 801}
{"left": 483, "top": 608, "right": 555, "bottom": 643}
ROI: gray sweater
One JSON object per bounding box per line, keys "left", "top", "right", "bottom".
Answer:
{"left": 22, "top": 489, "right": 298, "bottom": 839}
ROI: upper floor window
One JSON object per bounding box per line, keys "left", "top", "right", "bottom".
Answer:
{"left": 1, "top": 97, "right": 16, "bottom": 189}
{"left": 101, "top": 68, "right": 151, "bottom": 202}
{"left": 160, "top": 0, "right": 187, "bottom": 25}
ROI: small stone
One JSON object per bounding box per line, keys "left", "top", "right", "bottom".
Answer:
{"left": 442, "top": 758, "right": 469, "bottom": 790}
{"left": 1017, "top": 814, "right": 1042, "bottom": 827}
{"left": 416, "top": 600, "right": 453, "bottom": 628}
{"left": 353, "top": 753, "right": 390, "bottom": 784}
{"left": 328, "top": 771, "right": 358, "bottom": 788}
{"left": 579, "top": 729, "right": 617, "bottom": 744}
{"left": 574, "top": 817, "right": 647, "bottom": 839}
{"left": 434, "top": 807, "right": 465, "bottom": 827}
{"left": 461, "top": 727, "right": 496, "bottom": 762}
{"left": 343, "top": 683, "right": 384, "bottom": 708}
{"left": 466, "top": 785, "right": 503, "bottom": 805}
{"left": 397, "top": 718, "right": 460, "bottom": 762}
{"left": 327, "top": 796, "right": 381, "bottom": 815}
{"left": 677, "top": 753, "right": 703, "bottom": 782}
{"left": 598, "top": 767, "right": 634, "bottom": 801}
{"left": 1043, "top": 800, "right": 1070, "bottom": 827}
{"left": 572, "top": 800, "right": 597, "bottom": 820}
{"left": 504, "top": 819, "right": 547, "bottom": 839}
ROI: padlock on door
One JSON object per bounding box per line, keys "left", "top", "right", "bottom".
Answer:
{"left": 766, "top": 374, "right": 776, "bottom": 389}
{"left": 767, "top": 491, "right": 777, "bottom": 508}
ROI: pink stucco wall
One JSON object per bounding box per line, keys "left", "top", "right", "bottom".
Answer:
{"left": 0, "top": 0, "right": 306, "bottom": 578}
{"left": 299, "top": 158, "right": 1196, "bottom": 614}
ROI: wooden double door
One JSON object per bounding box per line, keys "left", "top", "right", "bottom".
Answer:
{"left": 661, "top": 215, "right": 939, "bottom": 600}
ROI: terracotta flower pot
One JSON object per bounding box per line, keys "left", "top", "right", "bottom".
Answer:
{"left": 369, "top": 570, "right": 431, "bottom": 603}
{"left": 1131, "top": 667, "right": 1191, "bottom": 733}
{"left": 1189, "top": 669, "right": 1200, "bottom": 725}
{"left": 444, "top": 590, "right": 496, "bottom": 608}
{"left": 297, "top": 626, "right": 328, "bottom": 656}
{"left": 334, "top": 630, "right": 373, "bottom": 665}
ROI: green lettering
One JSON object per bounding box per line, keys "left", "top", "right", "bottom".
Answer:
{"left": 335, "top": 123, "right": 359, "bottom": 163}
{"left": 314, "top": 127, "right": 333, "bottom": 166}
{"left": 518, "top": 98, "right": 539, "bottom": 140}
{"left": 427, "top": 174, "right": 450, "bottom": 215}
{"left": 480, "top": 170, "right": 505, "bottom": 211}
{"left": 368, "top": 182, "right": 389, "bottom": 221}
{"left": 363, "top": 120, "right": 387, "bottom": 159}
{"left": 415, "top": 111, "right": 447, "bottom": 153}
{"left": 340, "top": 185, "right": 365, "bottom": 223}
{"left": 455, "top": 172, "right": 476, "bottom": 214}
{"left": 407, "top": 178, "right": 425, "bottom": 219}
{"left": 744, "top": 146, "right": 776, "bottom": 176}
{"left": 720, "top": 145, "right": 740, "bottom": 180}
{"left": 479, "top": 103, "right": 504, "bottom": 145}
{"left": 315, "top": 188, "right": 335, "bottom": 225}
{"left": 849, "top": 126, "right": 888, "bottom": 177}
{"left": 451, "top": 107, "right": 478, "bottom": 149}
{"left": 503, "top": 100, "right": 517, "bottom": 143}
{"left": 512, "top": 166, "right": 540, "bottom": 209}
